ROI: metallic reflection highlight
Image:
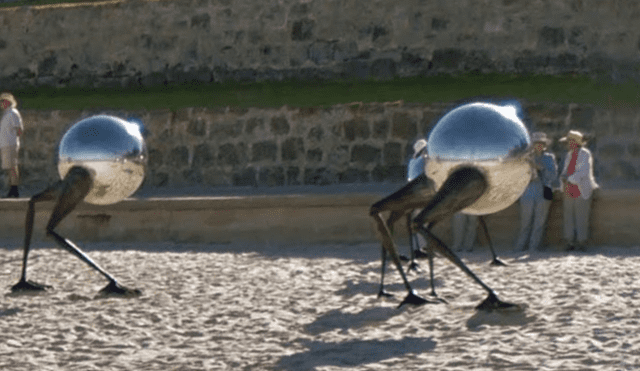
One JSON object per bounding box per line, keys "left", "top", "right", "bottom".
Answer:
{"left": 426, "top": 102, "right": 532, "bottom": 215}
{"left": 58, "top": 115, "right": 147, "bottom": 205}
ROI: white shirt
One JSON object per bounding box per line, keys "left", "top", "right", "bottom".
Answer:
{"left": 560, "top": 147, "right": 599, "bottom": 199}
{"left": 0, "top": 108, "right": 23, "bottom": 148}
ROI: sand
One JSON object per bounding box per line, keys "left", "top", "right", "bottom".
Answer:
{"left": 1, "top": 241, "right": 639, "bottom": 370}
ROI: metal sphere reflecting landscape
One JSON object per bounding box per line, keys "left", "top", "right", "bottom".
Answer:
{"left": 58, "top": 115, "right": 147, "bottom": 205}
{"left": 426, "top": 102, "right": 532, "bottom": 215}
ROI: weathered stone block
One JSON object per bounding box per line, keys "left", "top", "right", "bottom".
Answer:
{"left": 308, "top": 41, "right": 336, "bottom": 65}
{"left": 598, "top": 143, "right": 625, "bottom": 159}
{"left": 372, "top": 119, "right": 390, "bottom": 139}
{"left": 148, "top": 148, "right": 164, "bottom": 168}
{"left": 391, "top": 112, "right": 417, "bottom": 139}
{"left": 233, "top": 168, "right": 257, "bottom": 187}
{"left": 282, "top": 137, "right": 304, "bottom": 161}
{"left": 303, "top": 167, "right": 336, "bottom": 185}
{"left": 628, "top": 143, "right": 640, "bottom": 158}
{"left": 218, "top": 143, "right": 241, "bottom": 166}
{"left": 606, "top": 160, "right": 639, "bottom": 181}
{"left": 292, "top": 18, "right": 314, "bottom": 41}
{"left": 170, "top": 146, "right": 189, "bottom": 168}
{"left": 307, "top": 126, "right": 324, "bottom": 142}
{"left": 286, "top": 166, "right": 301, "bottom": 185}
{"left": 539, "top": 26, "right": 565, "bottom": 48}
{"left": 183, "top": 168, "right": 203, "bottom": 184}
{"left": 193, "top": 143, "right": 214, "bottom": 168}
{"left": 187, "top": 118, "right": 207, "bottom": 137}
{"left": 211, "top": 122, "right": 243, "bottom": 139}
{"left": 270, "top": 116, "right": 290, "bottom": 135}
{"left": 383, "top": 142, "right": 402, "bottom": 165}
{"left": 431, "top": 18, "right": 448, "bottom": 31}
{"left": 570, "top": 106, "right": 594, "bottom": 131}
{"left": 341, "top": 60, "right": 370, "bottom": 80}
{"left": 350, "top": 144, "right": 381, "bottom": 164}
{"left": 339, "top": 168, "right": 369, "bottom": 183}
{"left": 191, "top": 13, "right": 210, "bottom": 29}
{"left": 514, "top": 51, "right": 549, "bottom": 72}
{"left": 252, "top": 141, "right": 277, "bottom": 162}
{"left": 328, "top": 145, "right": 349, "bottom": 167}
{"left": 245, "top": 117, "right": 264, "bottom": 135}
{"left": 306, "top": 148, "right": 323, "bottom": 163}
{"left": 344, "top": 118, "right": 370, "bottom": 141}
{"left": 431, "top": 48, "right": 464, "bottom": 70}
{"left": 371, "top": 165, "right": 405, "bottom": 182}
{"left": 149, "top": 171, "right": 169, "bottom": 187}
{"left": 370, "top": 59, "right": 397, "bottom": 80}
{"left": 258, "top": 166, "right": 285, "bottom": 187}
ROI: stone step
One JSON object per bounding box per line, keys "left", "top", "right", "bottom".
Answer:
{"left": 0, "top": 189, "right": 637, "bottom": 249}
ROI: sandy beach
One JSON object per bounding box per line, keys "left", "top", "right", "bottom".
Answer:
{"left": 1, "top": 240, "right": 639, "bottom": 370}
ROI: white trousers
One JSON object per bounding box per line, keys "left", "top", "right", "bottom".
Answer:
{"left": 514, "top": 181, "right": 551, "bottom": 251}
{"left": 452, "top": 213, "right": 478, "bottom": 251}
{"left": 563, "top": 195, "right": 592, "bottom": 244}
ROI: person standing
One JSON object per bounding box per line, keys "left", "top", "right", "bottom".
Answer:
{"left": 559, "top": 130, "right": 598, "bottom": 251}
{"left": 0, "top": 92, "right": 23, "bottom": 198}
{"left": 513, "top": 132, "right": 559, "bottom": 251}
{"left": 452, "top": 213, "right": 478, "bottom": 252}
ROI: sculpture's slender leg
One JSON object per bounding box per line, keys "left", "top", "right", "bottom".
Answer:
{"left": 405, "top": 213, "right": 420, "bottom": 273}
{"left": 11, "top": 167, "right": 141, "bottom": 297}
{"left": 412, "top": 167, "right": 518, "bottom": 311}
{"left": 371, "top": 174, "right": 436, "bottom": 305}
{"left": 378, "top": 210, "right": 406, "bottom": 298}
{"left": 372, "top": 213, "right": 435, "bottom": 307}
{"left": 11, "top": 184, "right": 60, "bottom": 292}
{"left": 478, "top": 216, "right": 506, "bottom": 266}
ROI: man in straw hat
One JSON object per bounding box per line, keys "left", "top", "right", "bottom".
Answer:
{"left": 513, "top": 132, "right": 559, "bottom": 251}
{"left": 559, "top": 130, "right": 599, "bottom": 251}
{"left": 0, "top": 92, "right": 23, "bottom": 198}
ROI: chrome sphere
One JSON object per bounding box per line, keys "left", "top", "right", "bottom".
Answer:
{"left": 58, "top": 115, "right": 147, "bottom": 205}
{"left": 426, "top": 102, "right": 532, "bottom": 215}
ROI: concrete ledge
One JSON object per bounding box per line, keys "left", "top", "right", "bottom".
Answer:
{"left": 0, "top": 189, "right": 637, "bottom": 248}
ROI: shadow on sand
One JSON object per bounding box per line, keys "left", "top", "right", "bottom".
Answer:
{"left": 274, "top": 337, "right": 436, "bottom": 370}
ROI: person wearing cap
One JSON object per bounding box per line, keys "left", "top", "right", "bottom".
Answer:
{"left": 0, "top": 92, "right": 23, "bottom": 198}
{"left": 559, "top": 130, "right": 599, "bottom": 251}
{"left": 513, "top": 132, "right": 559, "bottom": 251}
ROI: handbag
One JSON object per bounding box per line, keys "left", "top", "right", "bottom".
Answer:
{"left": 543, "top": 186, "right": 553, "bottom": 201}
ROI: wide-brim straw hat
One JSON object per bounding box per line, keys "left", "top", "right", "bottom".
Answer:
{"left": 0, "top": 92, "right": 17, "bottom": 108}
{"left": 559, "top": 130, "right": 585, "bottom": 145}
{"left": 531, "top": 131, "right": 551, "bottom": 145}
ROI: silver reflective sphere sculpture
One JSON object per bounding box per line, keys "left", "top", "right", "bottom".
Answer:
{"left": 426, "top": 102, "right": 531, "bottom": 215}
{"left": 370, "top": 101, "right": 532, "bottom": 311}
{"left": 58, "top": 115, "right": 147, "bottom": 205}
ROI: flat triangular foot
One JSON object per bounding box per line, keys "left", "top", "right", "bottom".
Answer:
{"left": 475, "top": 292, "right": 520, "bottom": 312}
{"left": 377, "top": 289, "right": 394, "bottom": 299}
{"left": 11, "top": 279, "right": 52, "bottom": 293}
{"left": 490, "top": 258, "right": 507, "bottom": 267}
{"left": 429, "top": 293, "right": 448, "bottom": 304}
{"left": 95, "top": 281, "right": 142, "bottom": 299}
{"left": 406, "top": 261, "right": 421, "bottom": 273}
{"left": 398, "top": 290, "right": 442, "bottom": 308}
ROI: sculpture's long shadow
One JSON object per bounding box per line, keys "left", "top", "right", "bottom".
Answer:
{"left": 304, "top": 306, "right": 404, "bottom": 335}
{"left": 274, "top": 337, "right": 436, "bottom": 371}
{"left": 335, "top": 277, "right": 444, "bottom": 299}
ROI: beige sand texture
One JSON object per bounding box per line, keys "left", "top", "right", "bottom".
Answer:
{"left": 1, "top": 242, "right": 639, "bottom": 370}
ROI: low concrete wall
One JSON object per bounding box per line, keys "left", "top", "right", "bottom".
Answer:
{"left": 0, "top": 188, "right": 637, "bottom": 249}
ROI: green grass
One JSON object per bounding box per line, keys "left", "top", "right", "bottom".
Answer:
{"left": 12, "top": 74, "right": 640, "bottom": 111}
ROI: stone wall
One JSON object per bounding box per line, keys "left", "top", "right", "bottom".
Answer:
{"left": 11, "top": 101, "right": 640, "bottom": 193}
{"left": 1, "top": 0, "right": 639, "bottom": 89}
